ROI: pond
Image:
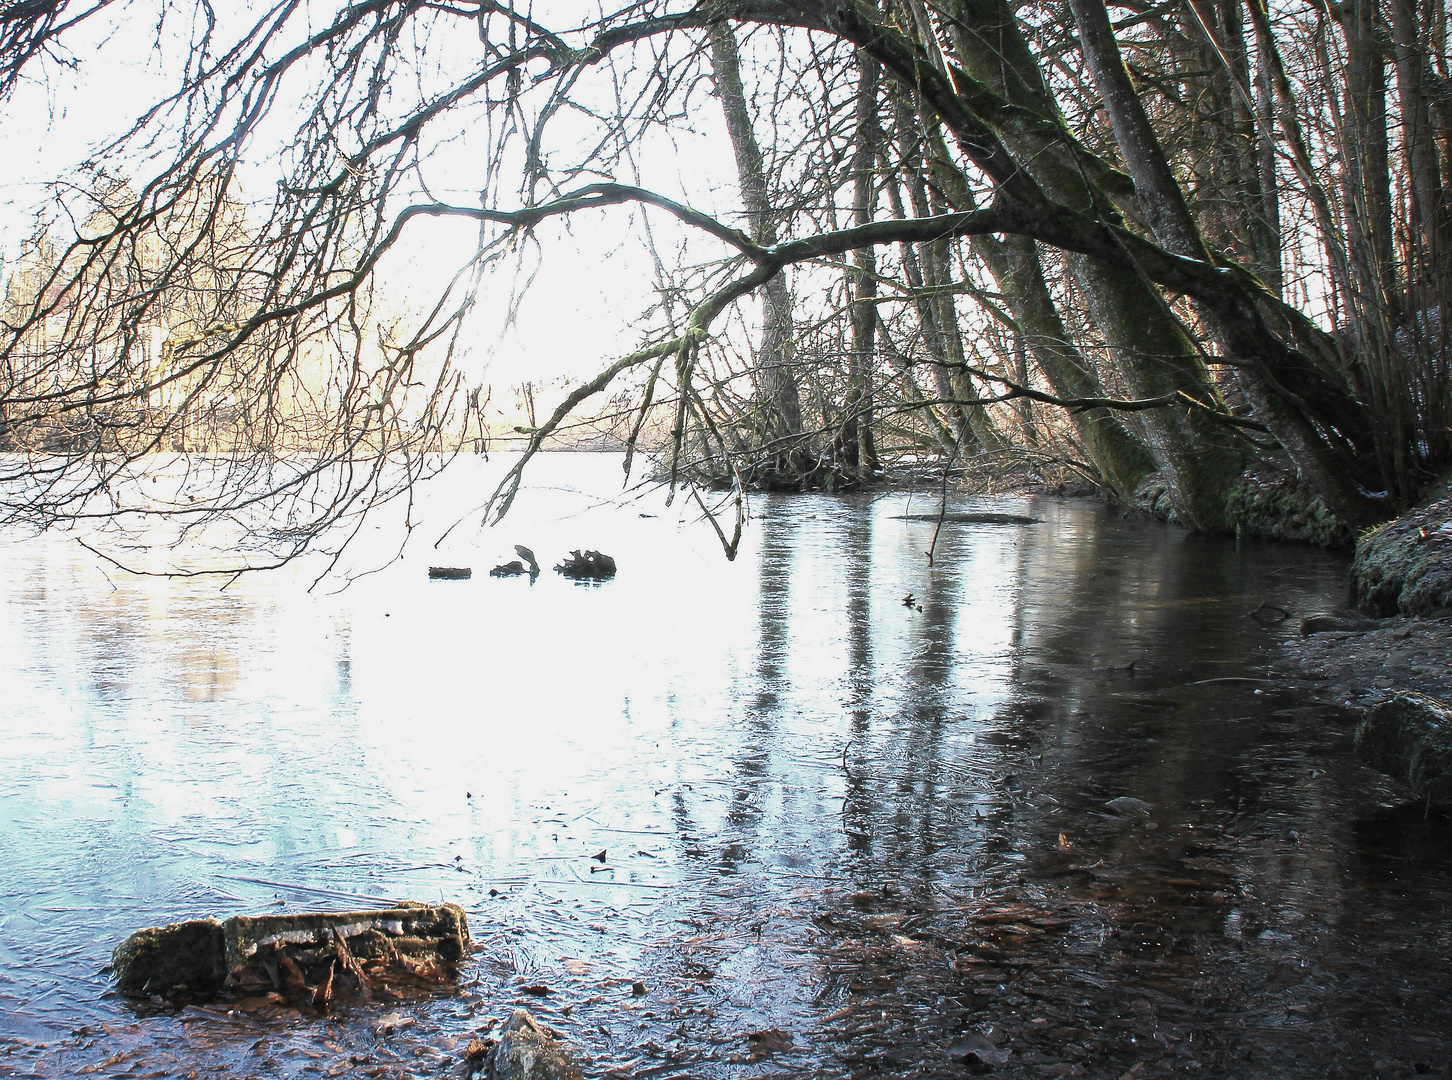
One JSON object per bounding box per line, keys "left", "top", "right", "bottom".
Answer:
{"left": 2, "top": 454, "right": 1449, "bottom": 1079}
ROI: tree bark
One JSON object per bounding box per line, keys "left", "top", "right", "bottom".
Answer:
{"left": 844, "top": 48, "right": 881, "bottom": 476}
{"left": 944, "top": 0, "right": 1247, "bottom": 529}
{"left": 709, "top": 22, "right": 808, "bottom": 479}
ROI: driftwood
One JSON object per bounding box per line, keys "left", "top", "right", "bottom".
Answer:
{"left": 554, "top": 550, "right": 616, "bottom": 580}
{"left": 429, "top": 567, "right": 473, "bottom": 580}
{"left": 113, "top": 903, "right": 470, "bottom": 1001}
{"left": 490, "top": 545, "right": 541, "bottom": 578}
{"left": 1354, "top": 692, "right": 1452, "bottom": 815}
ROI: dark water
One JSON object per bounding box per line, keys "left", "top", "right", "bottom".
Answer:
{"left": 1, "top": 456, "right": 1448, "bottom": 1079}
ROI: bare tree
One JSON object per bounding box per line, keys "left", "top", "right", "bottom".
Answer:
{"left": 0, "top": 0, "right": 1446, "bottom": 565}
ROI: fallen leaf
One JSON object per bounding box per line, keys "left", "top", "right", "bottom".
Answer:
{"left": 746, "top": 1028, "right": 794, "bottom": 1058}
{"left": 950, "top": 1032, "right": 1010, "bottom": 1067}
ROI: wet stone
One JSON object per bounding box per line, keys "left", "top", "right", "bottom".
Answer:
{"left": 485, "top": 1009, "right": 583, "bottom": 1080}
{"left": 1300, "top": 613, "right": 1381, "bottom": 636}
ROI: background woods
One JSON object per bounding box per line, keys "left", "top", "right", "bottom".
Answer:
{"left": 0, "top": 0, "right": 1448, "bottom": 556}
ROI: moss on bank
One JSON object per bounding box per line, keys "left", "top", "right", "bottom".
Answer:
{"left": 1134, "top": 466, "right": 1351, "bottom": 547}
{"left": 1353, "top": 473, "right": 1452, "bottom": 617}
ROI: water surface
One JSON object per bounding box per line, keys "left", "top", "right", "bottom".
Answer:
{"left": 1, "top": 455, "right": 1448, "bottom": 1079}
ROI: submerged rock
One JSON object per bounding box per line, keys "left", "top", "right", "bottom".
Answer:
{"left": 1354, "top": 692, "right": 1452, "bottom": 814}
{"left": 486, "top": 1009, "right": 584, "bottom": 1080}
{"left": 1300, "top": 613, "right": 1381, "bottom": 636}
{"left": 113, "top": 902, "right": 470, "bottom": 1001}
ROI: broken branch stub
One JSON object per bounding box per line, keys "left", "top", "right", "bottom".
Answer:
{"left": 553, "top": 550, "right": 616, "bottom": 580}
{"left": 113, "top": 902, "right": 471, "bottom": 1000}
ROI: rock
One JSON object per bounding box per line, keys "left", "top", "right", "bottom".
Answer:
{"left": 490, "top": 561, "right": 528, "bottom": 577}
{"left": 1300, "top": 613, "right": 1381, "bottom": 636}
{"left": 950, "top": 1032, "right": 1011, "bottom": 1068}
{"left": 429, "top": 566, "right": 473, "bottom": 580}
{"left": 1354, "top": 692, "right": 1452, "bottom": 814}
{"left": 113, "top": 902, "right": 470, "bottom": 1000}
{"left": 486, "top": 1009, "right": 584, "bottom": 1080}
{"left": 1104, "top": 796, "right": 1154, "bottom": 817}
{"left": 111, "top": 919, "right": 226, "bottom": 994}
{"left": 554, "top": 550, "right": 616, "bottom": 580}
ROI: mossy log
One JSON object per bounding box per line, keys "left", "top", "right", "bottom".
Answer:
{"left": 113, "top": 902, "right": 470, "bottom": 1000}
{"left": 112, "top": 919, "right": 227, "bottom": 994}
{"left": 1354, "top": 692, "right": 1452, "bottom": 815}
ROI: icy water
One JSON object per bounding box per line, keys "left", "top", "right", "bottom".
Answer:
{"left": 1, "top": 454, "right": 1449, "bottom": 1080}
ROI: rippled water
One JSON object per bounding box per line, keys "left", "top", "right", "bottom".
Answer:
{"left": 2, "top": 454, "right": 1449, "bottom": 1079}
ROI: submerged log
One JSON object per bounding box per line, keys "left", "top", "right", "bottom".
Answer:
{"left": 486, "top": 1009, "right": 585, "bottom": 1080}
{"left": 1354, "top": 692, "right": 1452, "bottom": 815}
{"left": 892, "top": 512, "right": 1040, "bottom": 525}
{"left": 113, "top": 902, "right": 470, "bottom": 1000}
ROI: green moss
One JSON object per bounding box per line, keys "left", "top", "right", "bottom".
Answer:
{"left": 1352, "top": 473, "right": 1452, "bottom": 616}
{"left": 1223, "top": 470, "right": 1351, "bottom": 547}
{"left": 1133, "top": 474, "right": 1178, "bottom": 524}
{"left": 112, "top": 919, "right": 226, "bottom": 995}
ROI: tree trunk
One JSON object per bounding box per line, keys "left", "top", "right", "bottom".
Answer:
{"left": 709, "top": 22, "right": 808, "bottom": 480}
{"left": 947, "top": 0, "right": 1247, "bottom": 529}
{"left": 1251, "top": 14, "right": 1284, "bottom": 296}
{"left": 844, "top": 48, "right": 881, "bottom": 476}
{"left": 1066, "top": 0, "right": 1380, "bottom": 531}
{"left": 892, "top": 69, "right": 1154, "bottom": 499}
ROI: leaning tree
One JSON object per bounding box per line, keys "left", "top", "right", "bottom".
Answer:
{"left": 1, "top": 0, "right": 1447, "bottom": 566}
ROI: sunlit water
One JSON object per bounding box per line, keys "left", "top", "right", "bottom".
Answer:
{"left": 1, "top": 454, "right": 1449, "bottom": 1079}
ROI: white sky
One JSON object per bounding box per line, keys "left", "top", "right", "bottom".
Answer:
{"left": 0, "top": 2, "right": 755, "bottom": 401}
